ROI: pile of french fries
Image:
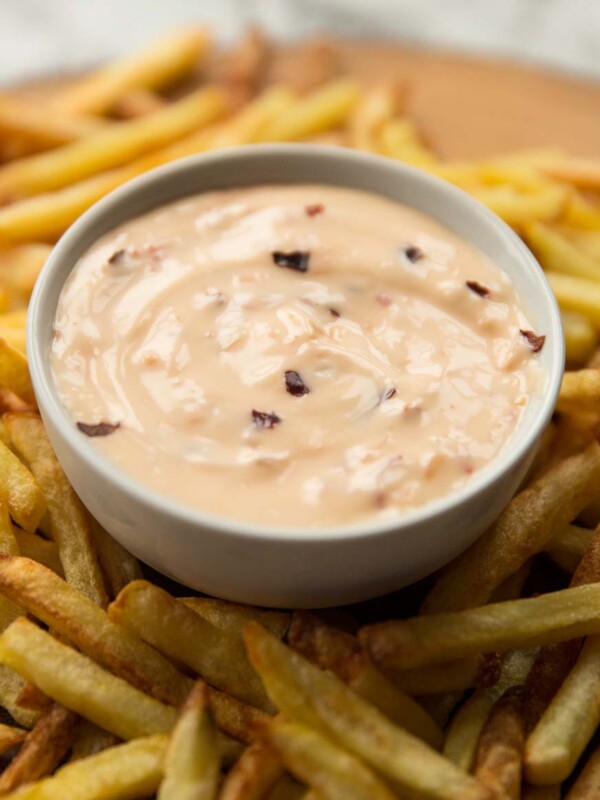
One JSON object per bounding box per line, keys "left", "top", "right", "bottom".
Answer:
{"left": 0, "top": 25, "right": 597, "bottom": 800}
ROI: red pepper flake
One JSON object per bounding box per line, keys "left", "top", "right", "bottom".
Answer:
{"left": 107, "top": 249, "right": 127, "bottom": 265}
{"left": 77, "top": 421, "right": 120, "bottom": 437}
{"left": 251, "top": 410, "right": 282, "bottom": 429}
{"left": 329, "top": 307, "right": 340, "bottom": 318}
{"left": 403, "top": 245, "right": 425, "bottom": 263}
{"left": 520, "top": 329, "right": 546, "bottom": 353}
{"left": 272, "top": 251, "right": 310, "bottom": 272}
{"left": 285, "top": 370, "right": 310, "bottom": 397}
{"left": 466, "top": 280, "right": 491, "bottom": 298}
{"left": 305, "top": 203, "right": 324, "bottom": 217}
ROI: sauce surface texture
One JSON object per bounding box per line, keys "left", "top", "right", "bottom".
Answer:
{"left": 52, "top": 185, "right": 542, "bottom": 528}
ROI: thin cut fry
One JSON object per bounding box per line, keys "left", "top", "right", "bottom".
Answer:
{"left": 0, "top": 340, "right": 35, "bottom": 406}
{"left": 0, "top": 703, "right": 76, "bottom": 794}
{"left": 88, "top": 518, "right": 142, "bottom": 598}
{"left": 0, "top": 722, "right": 26, "bottom": 753}
{"left": 109, "top": 580, "right": 270, "bottom": 710}
{"left": 182, "top": 596, "right": 290, "bottom": 639}
{"left": 0, "top": 437, "right": 46, "bottom": 532}
{"left": 205, "top": 687, "right": 269, "bottom": 745}
{"left": 557, "top": 369, "right": 600, "bottom": 415}
{"left": 264, "top": 718, "right": 397, "bottom": 800}
{"left": 69, "top": 720, "right": 119, "bottom": 762}
{"left": 548, "top": 272, "right": 600, "bottom": 330}
{"left": 422, "top": 443, "right": 600, "bottom": 612}
{"left": 218, "top": 741, "right": 283, "bottom": 800}
{"left": 472, "top": 184, "right": 567, "bottom": 227}
{"left": 0, "top": 617, "right": 177, "bottom": 741}
{"left": 0, "top": 93, "right": 103, "bottom": 149}
{"left": 244, "top": 623, "right": 490, "bottom": 800}
{"left": 562, "top": 311, "right": 598, "bottom": 366}
{"left": 0, "top": 667, "right": 39, "bottom": 729}
{"left": 361, "top": 582, "right": 600, "bottom": 670}
{"left": 54, "top": 28, "right": 210, "bottom": 114}
{"left": 473, "top": 687, "right": 524, "bottom": 800}
{"left": 0, "top": 734, "right": 168, "bottom": 800}
{"left": 12, "top": 530, "right": 62, "bottom": 576}
{"left": 544, "top": 523, "right": 593, "bottom": 574}
{"left": 158, "top": 682, "right": 220, "bottom": 800}
{"left": 0, "top": 556, "right": 192, "bottom": 706}
{"left": 113, "top": 88, "right": 167, "bottom": 118}
{"left": 541, "top": 156, "right": 600, "bottom": 190}
{"left": 0, "top": 87, "right": 227, "bottom": 199}
{"left": 524, "top": 222, "right": 600, "bottom": 282}
{"left": 4, "top": 413, "right": 107, "bottom": 606}
{"left": 349, "top": 84, "right": 402, "bottom": 151}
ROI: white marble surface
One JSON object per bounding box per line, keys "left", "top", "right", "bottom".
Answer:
{"left": 0, "top": 0, "right": 599, "bottom": 86}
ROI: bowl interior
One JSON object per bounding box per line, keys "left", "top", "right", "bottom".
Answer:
{"left": 27, "top": 144, "right": 564, "bottom": 540}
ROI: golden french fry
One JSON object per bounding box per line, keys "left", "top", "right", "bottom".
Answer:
{"left": 208, "top": 86, "right": 296, "bottom": 148}
{"left": 557, "top": 368, "right": 600, "bottom": 415}
{"left": 562, "top": 311, "right": 598, "bottom": 366}
{"left": 0, "top": 437, "right": 46, "bottom": 533}
{"left": 565, "top": 740, "right": 600, "bottom": 799}
{"left": 0, "top": 617, "right": 177, "bottom": 741}
{"left": 349, "top": 84, "right": 402, "bottom": 152}
{"left": 0, "top": 244, "right": 51, "bottom": 301}
{"left": 0, "top": 733, "right": 168, "bottom": 800}
{"left": 361, "top": 582, "right": 600, "bottom": 670}
{"left": 54, "top": 28, "right": 210, "bottom": 114}
{"left": 0, "top": 328, "right": 25, "bottom": 353}
{"left": 541, "top": 156, "right": 600, "bottom": 190}
{"left": 206, "top": 687, "right": 269, "bottom": 745}
{"left": 0, "top": 703, "right": 76, "bottom": 794}
{"left": 386, "top": 656, "right": 497, "bottom": 695}
{"left": 182, "top": 597, "right": 289, "bottom": 639}
{"left": 0, "top": 721, "right": 26, "bottom": 753}
{"left": 0, "top": 340, "right": 35, "bottom": 406}
{"left": 109, "top": 580, "right": 270, "bottom": 710}
{"left": 379, "top": 118, "right": 437, "bottom": 167}
{"left": 544, "top": 523, "right": 593, "bottom": 574}
{"left": 158, "top": 682, "right": 220, "bottom": 800}
{"left": 244, "top": 623, "right": 490, "bottom": 800}
{"left": 423, "top": 443, "right": 600, "bottom": 612}
{"left": 88, "top": 518, "right": 142, "bottom": 598}
{"left": 444, "top": 649, "right": 536, "bottom": 771}
{"left": 12, "top": 529, "right": 62, "bottom": 576}
{"left": 0, "top": 87, "right": 227, "bottom": 199}
{"left": 562, "top": 192, "right": 600, "bottom": 231}
{"left": 288, "top": 612, "right": 443, "bottom": 748}
{"left": 560, "top": 227, "right": 600, "bottom": 261}
{"left": 264, "top": 718, "right": 397, "bottom": 800}
{"left": 4, "top": 413, "right": 107, "bottom": 606}
{"left": 472, "top": 184, "right": 567, "bottom": 227}
{"left": 0, "top": 666, "right": 39, "bottom": 729}
{"left": 259, "top": 79, "right": 360, "bottom": 141}
{"left": 473, "top": 687, "right": 524, "bottom": 800}
{"left": 69, "top": 721, "right": 119, "bottom": 762}
{"left": 524, "top": 222, "right": 600, "bottom": 282}
{"left": 113, "top": 88, "right": 167, "bottom": 118}
{"left": 219, "top": 741, "right": 283, "bottom": 800}
{"left": 548, "top": 272, "right": 600, "bottom": 330}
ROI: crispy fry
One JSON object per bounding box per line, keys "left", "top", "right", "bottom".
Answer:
{"left": 544, "top": 523, "right": 593, "bottom": 573}
{"left": 0, "top": 87, "right": 227, "bottom": 199}
{"left": 0, "top": 437, "right": 46, "bottom": 533}
{"left": 0, "top": 617, "right": 177, "bottom": 741}
{"left": 557, "top": 368, "right": 600, "bottom": 415}
{"left": 245, "top": 623, "right": 490, "bottom": 800}
{"left": 0, "top": 556, "right": 192, "bottom": 706}
{"left": 263, "top": 718, "right": 397, "bottom": 800}
{"left": 0, "top": 667, "right": 39, "bottom": 729}
{"left": 4, "top": 413, "right": 107, "bottom": 606}
{"left": 158, "top": 682, "right": 220, "bottom": 800}
{"left": 259, "top": 79, "right": 359, "bottom": 141}
{"left": 88, "top": 518, "right": 142, "bottom": 598}
{"left": 563, "top": 311, "right": 598, "bottom": 366}
{"left": 0, "top": 703, "right": 76, "bottom": 794}
{"left": 109, "top": 580, "right": 270, "bottom": 710}
{"left": 361, "top": 582, "right": 600, "bottom": 670}
{"left": 54, "top": 28, "right": 210, "bottom": 114}
{"left": 0, "top": 340, "right": 34, "bottom": 406}
{"left": 182, "top": 597, "right": 289, "bottom": 639}
{"left": 219, "top": 741, "right": 283, "bottom": 800}
{"left": 69, "top": 720, "right": 119, "bottom": 762}
{"left": 206, "top": 687, "right": 269, "bottom": 744}
{"left": 11, "top": 530, "right": 61, "bottom": 576}
{"left": 288, "top": 612, "right": 443, "bottom": 747}
{"left": 422, "top": 443, "right": 600, "bottom": 612}
{"left": 0, "top": 734, "right": 168, "bottom": 800}
{"left": 524, "top": 222, "right": 600, "bottom": 282}
{"left": 0, "top": 721, "right": 26, "bottom": 753}
{"left": 444, "top": 649, "right": 536, "bottom": 771}
{"left": 548, "top": 272, "right": 600, "bottom": 329}
{"left": 473, "top": 687, "right": 524, "bottom": 800}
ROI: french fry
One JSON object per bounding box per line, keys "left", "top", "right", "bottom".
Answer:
{"left": 88, "top": 518, "right": 142, "bottom": 598}
{"left": 214, "top": 27, "right": 270, "bottom": 106}
{"left": 524, "top": 222, "right": 600, "bottom": 282}
{"left": 380, "top": 118, "right": 437, "bottom": 167}
{"left": 444, "top": 649, "right": 536, "bottom": 771}
{"left": 361, "top": 582, "right": 600, "bottom": 670}
{"left": 541, "top": 156, "right": 600, "bottom": 190}
{"left": 349, "top": 84, "right": 402, "bottom": 152}
{"left": 288, "top": 612, "right": 443, "bottom": 747}
{"left": 4, "top": 413, "right": 107, "bottom": 606}
{"left": 158, "top": 682, "right": 220, "bottom": 800}
{"left": 12, "top": 529, "right": 62, "bottom": 576}
{"left": 0, "top": 617, "right": 177, "bottom": 741}
{"left": 422, "top": 443, "right": 600, "bottom": 612}
{"left": 544, "top": 524, "right": 593, "bottom": 574}
{"left": 69, "top": 720, "right": 119, "bottom": 762}
{"left": 182, "top": 596, "right": 289, "bottom": 639}
{"left": 0, "top": 703, "right": 76, "bottom": 794}
{"left": 0, "top": 733, "right": 168, "bottom": 800}
{"left": 263, "top": 718, "right": 397, "bottom": 800}
{"left": 0, "top": 721, "right": 26, "bottom": 753}
{"left": 548, "top": 272, "right": 600, "bottom": 330}
{"left": 258, "top": 79, "right": 360, "bottom": 141}
{"left": 109, "top": 580, "right": 270, "bottom": 710}
{"left": 557, "top": 368, "right": 600, "bottom": 415}
{"left": 54, "top": 28, "right": 210, "bottom": 114}
{"left": 0, "top": 556, "right": 192, "bottom": 706}
{"left": 0, "top": 437, "right": 46, "bottom": 532}
{"left": 562, "top": 311, "right": 598, "bottom": 365}
{"left": 565, "top": 741, "right": 600, "bottom": 799}
{"left": 473, "top": 687, "right": 524, "bottom": 800}
{"left": 473, "top": 184, "right": 568, "bottom": 227}
{"left": 0, "top": 87, "right": 227, "bottom": 199}
{"left": 0, "top": 93, "right": 103, "bottom": 150}
{"left": 563, "top": 192, "right": 600, "bottom": 231}
{"left": 0, "top": 340, "right": 35, "bottom": 406}
{"left": 113, "top": 88, "right": 167, "bottom": 118}
{"left": 0, "top": 667, "right": 39, "bottom": 729}
{"left": 244, "top": 623, "right": 491, "bottom": 800}
{"left": 218, "top": 741, "right": 284, "bottom": 800}
{"left": 206, "top": 687, "right": 269, "bottom": 744}
{"left": 386, "top": 655, "right": 498, "bottom": 695}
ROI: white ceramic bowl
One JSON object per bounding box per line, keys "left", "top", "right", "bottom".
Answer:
{"left": 28, "top": 145, "right": 564, "bottom": 608}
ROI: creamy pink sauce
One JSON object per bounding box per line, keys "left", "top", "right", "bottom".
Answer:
{"left": 51, "top": 185, "right": 543, "bottom": 528}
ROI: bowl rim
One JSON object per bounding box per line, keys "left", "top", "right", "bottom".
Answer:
{"left": 27, "top": 143, "right": 565, "bottom": 543}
